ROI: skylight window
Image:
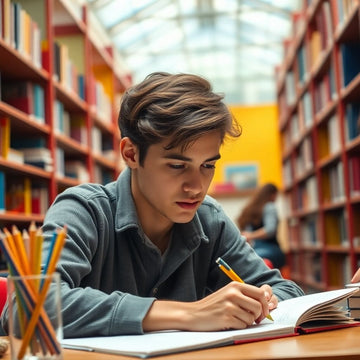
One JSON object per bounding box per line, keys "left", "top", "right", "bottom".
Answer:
{"left": 86, "top": 0, "right": 301, "bottom": 104}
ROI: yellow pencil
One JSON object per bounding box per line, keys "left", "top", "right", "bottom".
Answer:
{"left": 29, "top": 221, "right": 37, "bottom": 274}
{"left": 216, "top": 257, "right": 274, "bottom": 321}
{"left": 17, "top": 226, "right": 67, "bottom": 359}
{"left": 12, "top": 225, "right": 31, "bottom": 275}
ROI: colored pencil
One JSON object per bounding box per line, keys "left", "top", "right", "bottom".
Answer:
{"left": 0, "top": 223, "right": 67, "bottom": 358}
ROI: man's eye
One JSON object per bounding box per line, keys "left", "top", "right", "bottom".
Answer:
{"left": 169, "top": 164, "right": 185, "bottom": 169}
{"left": 203, "top": 163, "right": 216, "bottom": 169}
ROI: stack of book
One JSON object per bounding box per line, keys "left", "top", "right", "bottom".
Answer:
{"left": 346, "top": 283, "right": 360, "bottom": 320}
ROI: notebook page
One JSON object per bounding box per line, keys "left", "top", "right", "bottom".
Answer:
{"left": 62, "top": 323, "right": 294, "bottom": 358}
{"left": 270, "top": 288, "right": 356, "bottom": 326}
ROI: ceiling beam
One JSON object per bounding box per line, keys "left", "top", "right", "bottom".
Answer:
{"left": 107, "top": 0, "right": 293, "bottom": 36}
{"left": 108, "top": 0, "right": 173, "bottom": 36}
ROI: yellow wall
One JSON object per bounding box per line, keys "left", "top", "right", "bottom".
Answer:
{"left": 211, "top": 104, "right": 283, "bottom": 191}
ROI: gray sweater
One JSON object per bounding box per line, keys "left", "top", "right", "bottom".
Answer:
{"left": 1, "top": 167, "right": 304, "bottom": 337}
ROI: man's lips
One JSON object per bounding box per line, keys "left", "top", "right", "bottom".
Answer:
{"left": 176, "top": 201, "right": 200, "bottom": 209}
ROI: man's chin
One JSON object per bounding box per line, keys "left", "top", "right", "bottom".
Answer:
{"left": 173, "top": 214, "right": 196, "bottom": 224}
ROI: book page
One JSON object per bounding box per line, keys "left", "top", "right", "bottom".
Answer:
{"left": 62, "top": 323, "right": 295, "bottom": 358}
{"left": 346, "top": 282, "right": 360, "bottom": 296}
{"left": 270, "top": 288, "right": 357, "bottom": 326}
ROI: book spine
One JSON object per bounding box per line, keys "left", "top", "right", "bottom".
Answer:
{"left": 0, "top": 171, "right": 5, "bottom": 213}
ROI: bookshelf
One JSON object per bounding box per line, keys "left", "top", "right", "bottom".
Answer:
{"left": 276, "top": 0, "right": 360, "bottom": 292}
{"left": 0, "top": 0, "right": 130, "bottom": 235}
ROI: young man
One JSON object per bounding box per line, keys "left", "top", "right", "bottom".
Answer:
{"left": 3, "top": 72, "right": 304, "bottom": 337}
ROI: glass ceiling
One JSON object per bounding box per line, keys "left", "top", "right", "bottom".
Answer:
{"left": 85, "top": 0, "right": 301, "bottom": 104}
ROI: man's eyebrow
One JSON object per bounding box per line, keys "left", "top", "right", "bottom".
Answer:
{"left": 164, "top": 153, "right": 221, "bottom": 162}
{"left": 206, "top": 154, "right": 221, "bottom": 162}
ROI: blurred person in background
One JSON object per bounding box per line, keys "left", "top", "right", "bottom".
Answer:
{"left": 237, "top": 183, "right": 286, "bottom": 269}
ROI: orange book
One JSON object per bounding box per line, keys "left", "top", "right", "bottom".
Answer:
{"left": 59, "top": 43, "right": 69, "bottom": 86}
{"left": 1, "top": 0, "right": 11, "bottom": 44}
{"left": 0, "top": 117, "right": 10, "bottom": 159}
{"left": 23, "top": 177, "right": 32, "bottom": 215}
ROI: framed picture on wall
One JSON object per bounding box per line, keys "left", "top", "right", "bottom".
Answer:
{"left": 224, "top": 163, "right": 259, "bottom": 190}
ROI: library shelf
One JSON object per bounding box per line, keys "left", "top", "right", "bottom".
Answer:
{"left": 276, "top": 0, "right": 360, "bottom": 292}
{"left": 0, "top": 212, "right": 44, "bottom": 224}
{"left": 0, "top": 0, "right": 131, "bottom": 244}
{"left": 0, "top": 159, "right": 51, "bottom": 179}
{"left": 0, "top": 39, "right": 47, "bottom": 81}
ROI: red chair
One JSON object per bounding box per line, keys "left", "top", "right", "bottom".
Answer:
{"left": 263, "top": 258, "right": 274, "bottom": 269}
{"left": 0, "top": 277, "right": 7, "bottom": 315}
{"left": 263, "top": 258, "right": 290, "bottom": 279}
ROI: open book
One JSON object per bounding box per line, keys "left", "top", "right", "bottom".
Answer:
{"left": 61, "top": 288, "right": 360, "bottom": 358}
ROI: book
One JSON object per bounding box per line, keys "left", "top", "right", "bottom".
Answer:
{"left": 31, "top": 186, "right": 49, "bottom": 215}
{"left": 348, "top": 296, "right": 360, "bottom": 308}
{"left": 0, "top": 117, "right": 10, "bottom": 159}
{"left": 65, "top": 160, "right": 89, "bottom": 182}
{"left": 345, "top": 283, "right": 360, "bottom": 319}
{"left": 1, "top": 80, "right": 33, "bottom": 115}
{"left": 340, "top": 42, "right": 360, "bottom": 87}
{"left": 349, "top": 156, "right": 360, "bottom": 196}
{"left": 1, "top": 0, "right": 11, "bottom": 45}
{"left": 0, "top": 171, "right": 5, "bottom": 213}
{"left": 345, "top": 103, "right": 360, "bottom": 141}
{"left": 7, "top": 148, "right": 24, "bottom": 164}
{"left": 32, "top": 84, "right": 45, "bottom": 124}
{"left": 345, "top": 282, "right": 360, "bottom": 293}
{"left": 348, "top": 309, "right": 360, "bottom": 319}
{"left": 61, "top": 288, "right": 359, "bottom": 358}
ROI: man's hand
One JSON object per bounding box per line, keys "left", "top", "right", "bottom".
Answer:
{"left": 143, "top": 282, "right": 277, "bottom": 332}
{"left": 260, "top": 284, "right": 278, "bottom": 311}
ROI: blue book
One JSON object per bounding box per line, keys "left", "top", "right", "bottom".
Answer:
{"left": 0, "top": 171, "right": 5, "bottom": 212}
{"left": 346, "top": 103, "right": 360, "bottom": 141}
{"left": 33, "top": 84, "right": 45, "bottom": 123}
{"left": 297, "top": 45, "right": 307, "bottom": 85}
{"left": 11, "top": 137, "right": 47, "bottom": 148}
{"left": 78, "top": 75, "right": 85, "bottom": 100}
{"left": 340, "top": 43, "right": 360, "bottom": 87}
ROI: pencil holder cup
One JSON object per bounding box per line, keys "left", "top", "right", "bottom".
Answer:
{"left": 7, "top": 273, "right": 63, "bottom": 360}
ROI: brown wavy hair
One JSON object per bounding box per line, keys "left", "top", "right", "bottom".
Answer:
{"left": 118, "top": 72, "right": 242, "bottom": 165}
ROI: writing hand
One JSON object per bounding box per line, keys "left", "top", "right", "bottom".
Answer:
{"left": 186, "top": 282, "right": 271, "bottom": 331}
{"left": 260, "top": 284, "right": 278, "bottom": 312}
{"left": 142, "top": 282, "right": 275, "bottom": 332}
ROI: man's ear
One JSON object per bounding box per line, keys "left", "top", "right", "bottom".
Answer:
{"left": 120, "top": 137, "right": 138, "bottom": 168}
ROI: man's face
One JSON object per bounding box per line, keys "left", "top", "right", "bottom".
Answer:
{"left": 130, "top": 131, "right": 222, "bottom": 225}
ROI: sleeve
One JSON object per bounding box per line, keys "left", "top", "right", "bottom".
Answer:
{"left": 39, "top": 188, "right": 155, "bottom": 337}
